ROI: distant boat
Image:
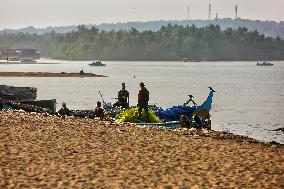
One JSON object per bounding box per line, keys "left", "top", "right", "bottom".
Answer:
{"left": 182, "top": 58, "right": 188, "bottom": 62}
{"left": 89, "top": 60, "right": 106, "bottom": 66}
{"left": 190, "top": 60, "right": 201, "bottom": 62}
{"left": 20, "top": 58, "right": 37, "bottom": 63}
{"left": 256, "top": 61, "right": 274, "bottom": 66}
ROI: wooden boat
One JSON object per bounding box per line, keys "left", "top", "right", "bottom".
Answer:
{"left": 0, "top": 85, "right": 36, "bottom": 100}
{"left": 1, "top": 99, "right": 56, "bottom": 113}
{"left": 89, "top": 60, "right": 106, "bottom": 66}
{"left": 15, "top": 99, "right": 56, "bottom": 112}
{"left": 257, "top": 62, "right": 274, "bottom": 66}
{"left": 0, "top": 85, "right": 56, "bottom": 113}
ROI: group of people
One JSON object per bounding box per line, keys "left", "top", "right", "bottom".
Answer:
{"left": 113, "top": 82, "right": 150, "bottom": 121}
{"left": 58, "top": 82, "right": 150, "bottom": 121}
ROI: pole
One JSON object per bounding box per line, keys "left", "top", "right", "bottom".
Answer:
{"left": 98, "top": 91, "right": 106, "bottom": 105}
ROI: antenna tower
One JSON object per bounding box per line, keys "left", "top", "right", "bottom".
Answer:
{"left": 187, "top": 6, "right": 190, "bottom": 20}
{"left": 208, "top": 3, "right": 211, "bottom": 20}
{"left": 235, "top": 5, "right": 238, "bottom": 19}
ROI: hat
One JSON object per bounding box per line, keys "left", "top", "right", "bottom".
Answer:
{"left": 140, "top": 82, "right": 145, "bottom": 87}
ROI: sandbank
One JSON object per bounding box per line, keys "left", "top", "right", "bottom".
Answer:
{"left": 0, "top": 61, "right": 57, "bottom": 65}
{"left": 0, "top": 72, "right": 107, "bottom": 77}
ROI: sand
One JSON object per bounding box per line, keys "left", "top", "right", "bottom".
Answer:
{"left": 0, "top": 110, "right": 283, "bottom": 188}
{"left": 0, "top": 72, "right": 106, "bottom": 77}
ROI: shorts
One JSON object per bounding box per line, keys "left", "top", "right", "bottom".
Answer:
{"left": 138, "top": 102, "right": 148, "bottom": 113}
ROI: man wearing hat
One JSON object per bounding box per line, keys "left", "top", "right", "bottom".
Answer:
{"left": 113, "top": 83, "right": 129, "bottom": 109}
{"left": 138, "top": 82, "right": 149, "bottom": 122}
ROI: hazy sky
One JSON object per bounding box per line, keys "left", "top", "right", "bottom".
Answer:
{"left": 0, "top": 0, "right": 284, "bottom": 30}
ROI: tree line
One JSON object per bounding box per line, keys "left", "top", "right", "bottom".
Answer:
{"left": 0, "top": 24, "right": 283, "bottom": 61}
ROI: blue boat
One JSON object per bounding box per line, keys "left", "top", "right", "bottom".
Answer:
{"left": 156, "top": 87, "right": 216, "bottom": 129}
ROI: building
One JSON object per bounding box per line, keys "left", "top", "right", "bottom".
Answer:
{"left": 0, "top": 48, "right": 40, "bottom": 61}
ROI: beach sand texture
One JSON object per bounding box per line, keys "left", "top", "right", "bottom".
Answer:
{"left": 0, "top": 111, "right": 283, "bottom": 188}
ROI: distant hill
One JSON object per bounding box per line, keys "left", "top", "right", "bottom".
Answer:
{"left": 1, "top": 18, "right": 284, "bottom": 38}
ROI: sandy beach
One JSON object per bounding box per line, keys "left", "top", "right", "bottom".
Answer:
{"left": 0, "top": 72, "right": 106, "bottom": 77}
{"left": 0, "top": 110, "right": 283, "bottom": 188}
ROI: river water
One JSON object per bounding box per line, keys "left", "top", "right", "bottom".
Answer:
{"left": 1, "top": 59, "right": 284, "bottom": 144}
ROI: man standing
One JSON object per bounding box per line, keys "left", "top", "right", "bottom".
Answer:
{"left": 138, "top": 82, "right": 149, "bottom": 122}
{"left": 113, "top": 83, "right": 129, "bottom": 109}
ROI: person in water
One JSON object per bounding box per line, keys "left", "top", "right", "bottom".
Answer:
{"left": 138, "top": 82, "right": 149, "bottom": 122}
{"left": 113, "top": 83, "right": 129, "bottom": 109}
{"left": 94, "top": 101, "right": 104, "bottom": 120}
{"left": 58, "top": 102, "right": 71, "bottom": 116}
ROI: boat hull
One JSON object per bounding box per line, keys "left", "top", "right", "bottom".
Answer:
{"left": 136, "top": 121, "right": 180, "bottom": 128}
{"left": 15, "top": 99, "right": 56, "bottom": 113}
{"left": 89, "top": 63, "right": 106, "bottom": 66}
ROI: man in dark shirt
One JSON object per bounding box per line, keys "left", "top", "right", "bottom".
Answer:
{"left": 113, "top": 83, "right": 129, "bottom": 109}
{"left": 58, "top": 102, "right": 71, "bottom": 116}
{"left": 138, "top": 82, "right": 149, "bottom": 122}
{"left": 94, "top": 101, "right": 104, "bottom": 120}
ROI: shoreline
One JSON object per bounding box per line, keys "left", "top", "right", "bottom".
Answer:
{"left": 0, "top": 110, "right": 283, "bottom": 188}
{"left": 0, "top": 61, "right": 58, "bottom": 64}
{"left": 0, "top": 71, "right": 107, "bottom": 77}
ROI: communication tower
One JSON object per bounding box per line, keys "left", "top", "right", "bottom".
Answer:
{"left": 235, "top": 5, "right": 238, "bottom": 19}
{"left": 187, "top": 6, "right": 190, "bottom": 20}
{"left": 208, "top": 3, "right": 211, "bottom": 20}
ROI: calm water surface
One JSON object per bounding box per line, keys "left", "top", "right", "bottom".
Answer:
{"left": 1, "top": 59, "right": 284, "bottom": 144}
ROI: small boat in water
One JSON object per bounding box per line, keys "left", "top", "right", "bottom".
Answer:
{"left": 89, "top": 60, "right": 106, "bottom": 66}
{"left": 182, "top": 58, "right": 188, "bottom": 62}
{"left": 20, "top": 58, "right": 37, "bottom": 63}
{"left": 257, "top": 61, "right": 274, "bottom": 66}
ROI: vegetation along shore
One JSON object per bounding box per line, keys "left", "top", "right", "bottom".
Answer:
{"left": 0, "top": 110, "right": 283, "bottom": 188}
{"left": 1, "top": 24, "right": 284, "bottom": 61}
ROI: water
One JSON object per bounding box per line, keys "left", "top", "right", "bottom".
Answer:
{"left": 1, "top": 59, "right": 284, "bottom": 144}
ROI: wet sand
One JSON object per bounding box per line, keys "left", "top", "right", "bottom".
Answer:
{"left": 0, "top": 111, "right": 283, "bottom": 188}
{"left": 0, "top": 72, "right": 106, "bottom": 77}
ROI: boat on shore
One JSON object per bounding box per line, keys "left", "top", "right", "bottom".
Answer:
{"left": 0, "top": 85, "right": 56, "bottom": 113}
{"left": 89, "top": 60, "right": 106, "bottom": 66}
{"left": 257, "top": 61, "right": 274, "bottom": 66}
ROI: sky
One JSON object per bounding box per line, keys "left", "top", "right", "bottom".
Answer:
{"left": 0, "top": 0, "right": 284, "bottom": 30}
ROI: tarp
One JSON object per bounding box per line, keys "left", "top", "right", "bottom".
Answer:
{"left": 156, "top": 90, "right": 214, "bottom": 122}
{"left": 156, "top": 106, "right": 196, "bottom": 122}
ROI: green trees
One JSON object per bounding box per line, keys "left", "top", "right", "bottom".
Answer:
{"left": 1, "top": 24, "right": 284, "bottom": 61}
